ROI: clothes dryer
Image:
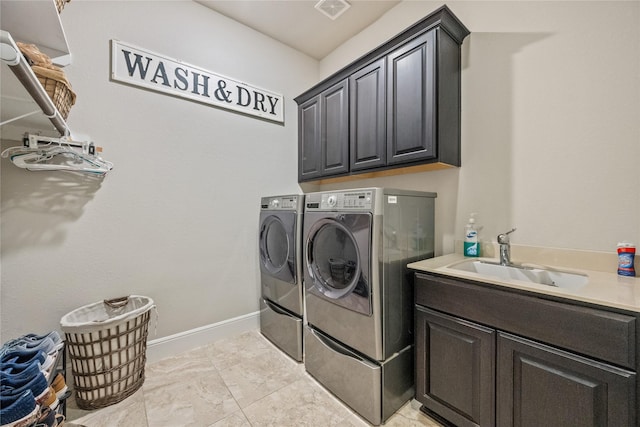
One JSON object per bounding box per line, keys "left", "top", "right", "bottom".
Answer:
{"left": 303, "top": 188, "right": 435, "bottom": 425}
{"left": 259, "top": 194, "right": 304, "bottom": 362}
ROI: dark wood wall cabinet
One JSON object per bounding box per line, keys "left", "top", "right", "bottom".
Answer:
{"left": 295, "top": 6, "right": 470, "bottom": 183}
{"left": 414, "top": 273, "right": 638, "bottom": 427}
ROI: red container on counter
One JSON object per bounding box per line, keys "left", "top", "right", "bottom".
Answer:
{"left": 617, "top": 243, "right": 636, "bottom": 277}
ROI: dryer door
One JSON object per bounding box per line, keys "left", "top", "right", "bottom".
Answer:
{"left": 259, "top": 211, "right": 296, "bottom": 284}
{"left": 305, "top": 212, "right": 372, "bottom": 315}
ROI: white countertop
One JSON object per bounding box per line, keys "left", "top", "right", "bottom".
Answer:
{"left": 408, "top": 253, "right": 640, "bottom": 313}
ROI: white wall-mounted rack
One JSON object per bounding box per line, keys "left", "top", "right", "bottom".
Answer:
{"left": 0, "top": 0, "right": 73, "bottom": 140}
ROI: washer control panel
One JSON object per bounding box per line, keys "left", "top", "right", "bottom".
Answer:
{"left": 262, "top": 196, "right": 298, "bottom": 210}
{"left": 319, "top": 190, "right": 373, "bottom": 210}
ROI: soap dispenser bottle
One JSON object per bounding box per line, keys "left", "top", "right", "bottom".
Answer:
{"left": 464, "top": 213, "right": 480, "bottom": 257}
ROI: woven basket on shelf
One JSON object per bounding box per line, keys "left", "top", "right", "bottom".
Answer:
{"left": 17, "top": 42, "right": 77, "bottom": 120}
{"left": 34, "top": 72, "right": 74, "bottom": 120}
{"left": 55, "top": 0, "right": 71, "bottom": 14}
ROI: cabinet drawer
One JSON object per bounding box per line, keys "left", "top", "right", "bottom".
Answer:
{"left": 416, "top": 273, "right": 636, "bottom": 369}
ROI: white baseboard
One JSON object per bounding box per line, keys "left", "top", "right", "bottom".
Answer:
{"left": 145, "top": 311, "right": 260, "bottom": 364}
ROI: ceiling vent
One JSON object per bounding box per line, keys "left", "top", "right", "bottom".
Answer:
{"left": 314, "top": 0, "right": 351, "bottom": 20}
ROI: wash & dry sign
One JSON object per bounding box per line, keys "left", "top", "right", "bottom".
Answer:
{"left": 110, "top": 40, "right": 284, "bottom": 124}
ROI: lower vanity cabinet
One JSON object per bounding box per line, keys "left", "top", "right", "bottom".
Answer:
{"left": 497, "top": 332, "right": 635, "bottom": 427}
{"left": 414, "top": 273, "right": 638, "bottom": 427}
{"left": 415, "top": 306, "right": 495, "bottom": 427}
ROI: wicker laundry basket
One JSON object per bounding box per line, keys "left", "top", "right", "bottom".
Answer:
{"left": 60, "top": 295, "right": 155, "bottom": 410}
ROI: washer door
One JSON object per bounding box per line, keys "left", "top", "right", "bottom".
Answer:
{"left": 305, "top": 213, "right": 371, "bottom": 315}
{"left": 259, "top": 212, "right": 296, "bottom": 284}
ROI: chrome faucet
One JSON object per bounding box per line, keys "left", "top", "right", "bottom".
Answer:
{"left": 497, "top": 228, "right": 517, "bottom": 266}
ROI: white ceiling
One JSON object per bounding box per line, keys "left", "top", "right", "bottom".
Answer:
{"left": 194, "top": 0, "right": 401, "bottom": 60}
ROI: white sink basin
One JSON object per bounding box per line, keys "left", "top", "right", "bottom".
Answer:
{"left": 445, "top": 260, "right": 588, "bottom": 291}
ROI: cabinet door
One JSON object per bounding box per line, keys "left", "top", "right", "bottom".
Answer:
{"left": 350, "top": 58, "right": 386, "bottom": 171}
{"left": 298, "top": 96, "right": 322, "bottom": 181}
{"left": 415, "top": 306, "right": 495, "bottom": 427}
{"left": 387, "top": 31, "right": 436, "bottom": 165}
{"left": 321, "top": 79, "right": 349, "bottom": 176}
{"left": 497, "top": 332, "right": 636, "bottom": 427}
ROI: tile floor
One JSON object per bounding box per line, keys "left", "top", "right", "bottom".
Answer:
{"left": 66, "top": 330, "right": 445, "bottom": 426}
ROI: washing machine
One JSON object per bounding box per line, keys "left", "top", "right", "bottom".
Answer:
{"left": 259, "top": 194, "right": 304, "bottom": 362}
{"left": 303, "top": 188, "right": 436, "bottom": 425}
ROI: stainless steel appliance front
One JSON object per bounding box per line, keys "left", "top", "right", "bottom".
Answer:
{"left": 259, "top": 194, "right": 304, "bottom": 362}
{"left": 303, "top": 188, "right": 436, "bottom": 425}
{"left": 304, "top": 326, "right": 414, "bottom": 426}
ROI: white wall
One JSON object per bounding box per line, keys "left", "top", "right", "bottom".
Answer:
{"left": 1, "top": 1, "right": 317, "bottom": 341}
{"left": 315, "top": 0, "right": 640, "bottom": 255}
{"left": 2, "top": 0, "right": 639, "bottom": 346}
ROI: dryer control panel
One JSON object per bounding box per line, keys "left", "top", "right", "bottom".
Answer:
{"left": 261, "top": 196, "right": 300, "bottom": 211}
{"left": 316, "top": 190, "right": 373, "bottom": 210}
